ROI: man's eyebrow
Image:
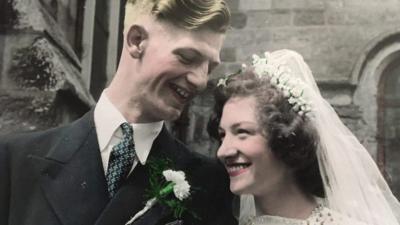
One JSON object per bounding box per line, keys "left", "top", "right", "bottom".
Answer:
{"left": 174, "top": 48, "right": 220, "bottom": 65}
{"left": 173, "top": 48, "right": 202, "bottom": 57}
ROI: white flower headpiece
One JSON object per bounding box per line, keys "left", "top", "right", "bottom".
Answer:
{"left": 218, "top": 52, "right": 312, "bottom": 116}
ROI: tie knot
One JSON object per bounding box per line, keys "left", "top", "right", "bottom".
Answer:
{"left": 120, "top": 122, "right": 133, "bottom": 136}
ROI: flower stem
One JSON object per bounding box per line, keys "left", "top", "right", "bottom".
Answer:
{"left": 159, "top": 182, "right": 174, "bottom": 196}
{"left": 125, "top": 198, "right": 157, "bottom": 224}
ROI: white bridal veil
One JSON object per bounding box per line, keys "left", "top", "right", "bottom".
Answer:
{"left": 238, "top": 49, "right": 400, "bottom": 225}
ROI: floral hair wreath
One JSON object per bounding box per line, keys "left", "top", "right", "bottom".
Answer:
{"left": 217, "top": 52, "right": 312, "bottom": 116}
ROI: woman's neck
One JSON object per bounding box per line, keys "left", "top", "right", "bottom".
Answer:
{"left": 254, "top": 182, "right": 317, "bottom": 220}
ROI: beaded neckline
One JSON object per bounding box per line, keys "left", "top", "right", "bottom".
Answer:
{"left": 249, "top": 203, "right": 326, "bottom": 225}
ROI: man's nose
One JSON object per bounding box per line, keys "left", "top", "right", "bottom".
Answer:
{"left": 187, "top": 63, "right": 208, "bottom": 91}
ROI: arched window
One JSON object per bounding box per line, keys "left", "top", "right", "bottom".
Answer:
{"left": 352, "top": 31, "right": 400, "bottom": 199}
{"left": 378, "top": 56, "right": 400, "bottom": 198}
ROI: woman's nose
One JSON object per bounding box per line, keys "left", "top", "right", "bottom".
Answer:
{"left": 217, "top": 137, "right": 237, "bottom": 160}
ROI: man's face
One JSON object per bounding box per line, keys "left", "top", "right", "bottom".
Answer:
{"left": 127, "top": 18, "right": 225, "bottom": 122}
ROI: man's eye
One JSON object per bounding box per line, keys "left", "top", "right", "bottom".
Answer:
{"left": 178, "top": 54, "right": 195, "bottom": 65}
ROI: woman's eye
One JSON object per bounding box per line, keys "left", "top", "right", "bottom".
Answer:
{"left": 237, "top": 128, "right": 249, "bottom": 134}
{"left": 237, "top": 133, "right": 247, "bottom": 139}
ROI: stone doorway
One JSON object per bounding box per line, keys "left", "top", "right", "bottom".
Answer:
{"left": 378, "top": 57, "right": 400, "bottom": 198}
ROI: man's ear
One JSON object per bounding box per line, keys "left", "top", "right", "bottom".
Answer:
{"left": 126, "top": 25, "right": 148, "bottom": 58}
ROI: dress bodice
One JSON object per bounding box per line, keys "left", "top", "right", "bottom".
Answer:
{"left": 242, "top": 205, "right": 368, "bottom": 225}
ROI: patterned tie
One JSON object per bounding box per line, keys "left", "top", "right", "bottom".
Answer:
{"left": 106, "top": 122, "right": 136, "bottom": 198}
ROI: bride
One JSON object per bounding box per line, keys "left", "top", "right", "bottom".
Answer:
{"left": 209, "top": 49, "right": 400, "bottom": 225}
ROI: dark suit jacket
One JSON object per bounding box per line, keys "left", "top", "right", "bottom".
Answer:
{"left": 0, "top": 110, "right": 237, "bottom": 225}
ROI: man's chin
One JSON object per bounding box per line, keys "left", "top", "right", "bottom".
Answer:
{"left": 165, "top": 111, "right": 182, "bottom": 121}
{"left": 160, "top": 107, "right": 183, "bottom": 122}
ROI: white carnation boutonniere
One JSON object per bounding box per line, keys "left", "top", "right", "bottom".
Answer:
{"left": 126, "top": 159, "right": 192, "bottom": 225}
{"left": 162, "top": 170, "right": 190, "bottom": 200}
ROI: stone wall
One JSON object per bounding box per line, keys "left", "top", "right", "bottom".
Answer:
{"left": 185, "top": 0, "right": 400, "bottom": 156}
{"left": 0, "top": 0, "right": 93, "bottom": 135}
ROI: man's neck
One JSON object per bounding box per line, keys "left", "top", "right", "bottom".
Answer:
{"left": 104, "top": 87, "right": 146, "bottom": 123}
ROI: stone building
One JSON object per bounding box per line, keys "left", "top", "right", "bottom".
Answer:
{"left": 1, "top": 0, "right": 399, "bottom": 197}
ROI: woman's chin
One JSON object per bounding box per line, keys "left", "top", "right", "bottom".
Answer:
{"left": 230, "top": 183, "right": 250, "bottom": 195}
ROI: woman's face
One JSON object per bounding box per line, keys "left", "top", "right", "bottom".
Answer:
{"left": 217, "top": 96, "right": 290, "bottom": 196}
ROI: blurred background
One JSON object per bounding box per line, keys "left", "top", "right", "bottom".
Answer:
{"left": 1, "top": 0, "right": 399, "bottom": 197}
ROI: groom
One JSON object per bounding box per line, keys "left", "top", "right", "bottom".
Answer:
{"left": 0, "top": 0, "right": 236, "bottom": 225}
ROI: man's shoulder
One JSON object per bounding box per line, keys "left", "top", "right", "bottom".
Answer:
{"left": 0, "top": 112, "right": 93, "bottom": 157}
{"left": 154, "top": 131, "right": 235, "bottom": 225}
{"left": 172, "top": 138, "right": 221, "bottom": 171}
{"left": 155, "top": 130, "right": 211, "bottom": 164}
{"left": 1, "top": 125, "right": 64, "bottom": 144}
{"left": 0, "top": 125, "right": 68, "bottom": 157}
{"left": 171, "top": 139, "right": 227, "bottom": 184}
{"left": 151, "top": 127, "right": 227, "bottom": 180}
{"left": 1, "top": 110, "right": 93, "bottom": 146}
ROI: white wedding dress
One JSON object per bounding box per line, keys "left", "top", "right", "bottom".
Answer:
{"left": 242, "top": 204, "right": 367, "bottom": 225}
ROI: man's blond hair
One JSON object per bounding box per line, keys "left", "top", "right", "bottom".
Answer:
{"left": 124, "top": 0, "right": 230, "bottom": 33}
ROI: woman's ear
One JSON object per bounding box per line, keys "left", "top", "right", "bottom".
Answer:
{"left": 126, "top": 25, "right": 148, "bottom": 59}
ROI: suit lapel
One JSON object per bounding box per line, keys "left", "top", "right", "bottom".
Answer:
{"left": 95, "top": 126, "right": 179, "bottom": 225}
{"left": 132, "top": 126, "right": 179, "bottom": 225}
{"left": 150, "top": 125, "right": 186, "bottom": 166}
{"left": 94, "top": 163, "right": 148, "bottom": 225}
{"left": 131, "top": 126, "right": 189, "bottom": 225}
{"left": 29, "top": 111, "right": 109, "bottom": 225}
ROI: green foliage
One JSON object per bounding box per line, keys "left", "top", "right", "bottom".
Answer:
{"left": 145, "top": 157, "right": 191, "bottom": 219}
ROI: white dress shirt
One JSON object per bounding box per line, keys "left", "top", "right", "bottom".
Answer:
{"left": 94, "top": 90, "right": 163, "bottom": 174}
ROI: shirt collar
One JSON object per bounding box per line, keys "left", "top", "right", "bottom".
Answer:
{"left": 94, "top": 90, "right": 163, "bottom": 165}
{"left": 130, "top": 122, "right": 163, "bottom": 164}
